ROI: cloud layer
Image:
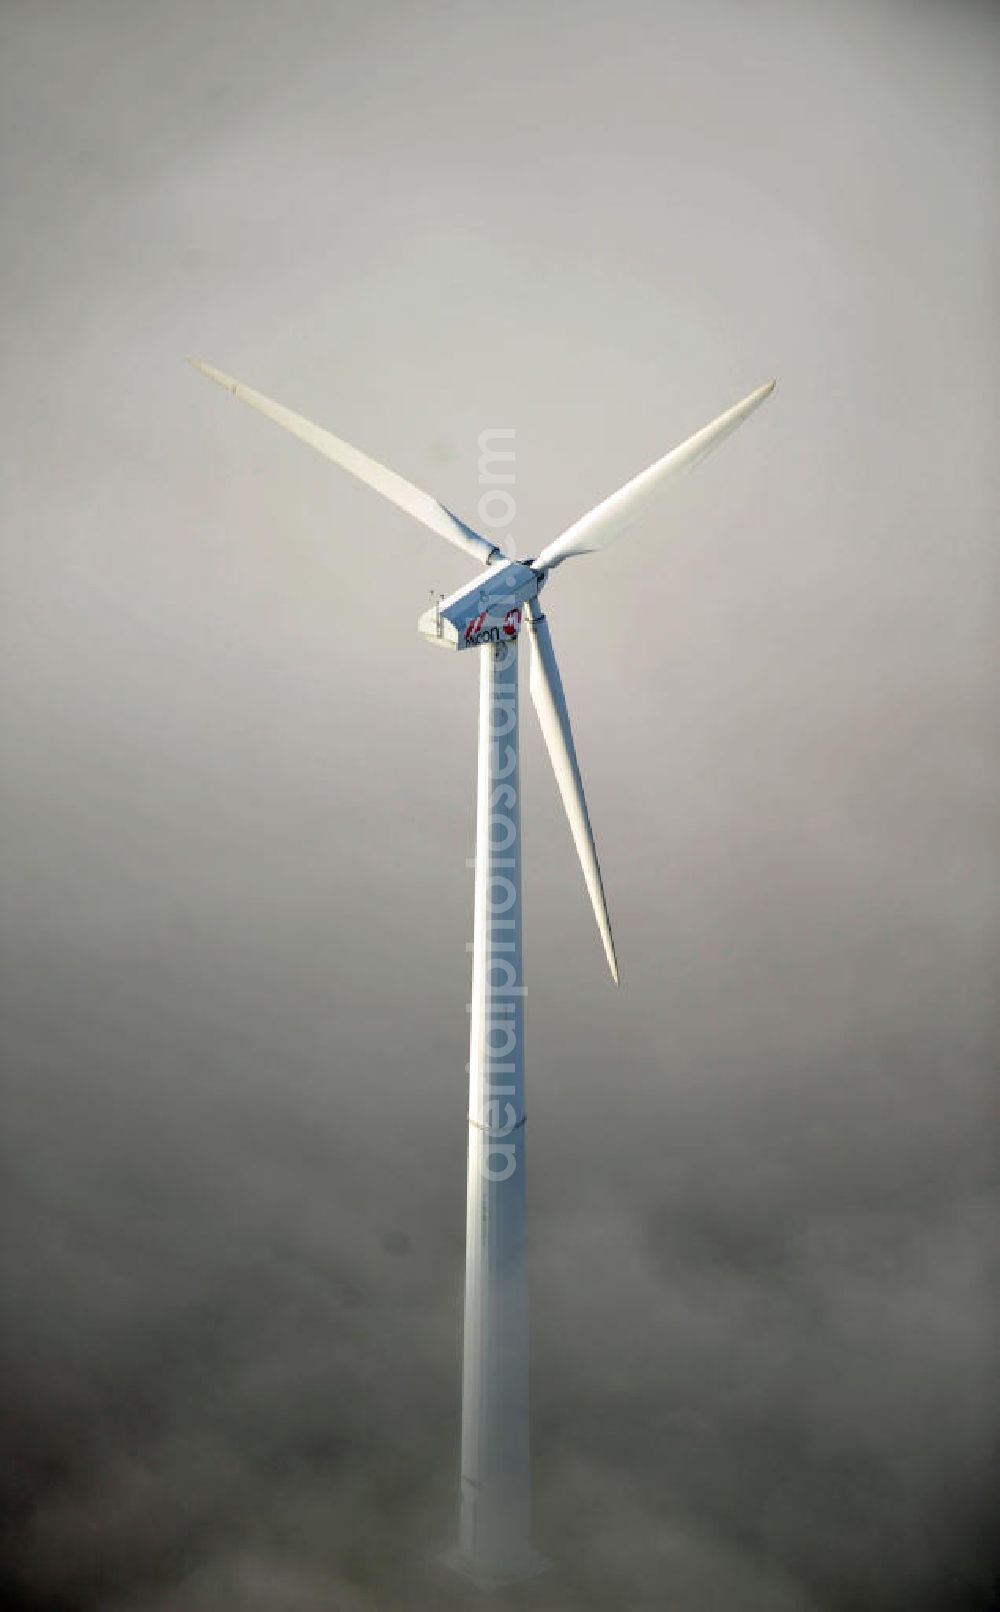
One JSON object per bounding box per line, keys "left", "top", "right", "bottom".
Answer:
{"left": 1, "top": 2, "right": 996, "bottom": 1607}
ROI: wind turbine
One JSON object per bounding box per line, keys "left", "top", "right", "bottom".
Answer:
{"left": 189, "top": 357, "right": 775, "bottom": 1588}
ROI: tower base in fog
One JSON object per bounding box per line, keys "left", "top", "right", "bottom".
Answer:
{"left": 439, "top": 1543, "right": 552, "bottom": 1593}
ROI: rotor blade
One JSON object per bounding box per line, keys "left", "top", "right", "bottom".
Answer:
{"left": 526, "top": 599, "right": 619, "bottom": 984}
{"left": 533, "top": 379, "right": 775, "bottom": 571}
{"left": 187, "top": 359, "right": 500, "bottom": 566}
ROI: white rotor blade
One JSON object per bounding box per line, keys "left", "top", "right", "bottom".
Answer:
{"left": 187, "top": 359, "right": 499, "bottom": 566}
{"left": 526, "top": 600, "right": 619, "bottom": 985}
{"left": 534, "top": 379, "right": 775, "bottom": 571}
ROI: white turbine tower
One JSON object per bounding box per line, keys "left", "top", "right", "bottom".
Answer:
{"left": 189, "top": 357, "right": 775, "bottom": 1588}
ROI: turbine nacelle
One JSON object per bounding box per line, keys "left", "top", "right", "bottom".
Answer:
{"left": 418, "top": 557, "right": 544, "bottom": 650}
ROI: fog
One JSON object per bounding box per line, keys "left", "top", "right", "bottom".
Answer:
{"left": 1, "top": 2, "right": 997, "bottom": 1607}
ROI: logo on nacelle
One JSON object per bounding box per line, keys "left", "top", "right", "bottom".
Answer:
{"left": 463, "top": 605, "right": 523, "bottom": 648}
{"left": 464, "top": 611, "right": 488, "bottom": 645}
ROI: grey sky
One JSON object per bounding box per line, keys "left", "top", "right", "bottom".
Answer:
{"left": 1, "top": 2, "right": 997, "bottom": 1608}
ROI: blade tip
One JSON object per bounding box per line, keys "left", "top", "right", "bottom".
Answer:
{"left": 186, "top": 357, "right": 237, "bottom": 394}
